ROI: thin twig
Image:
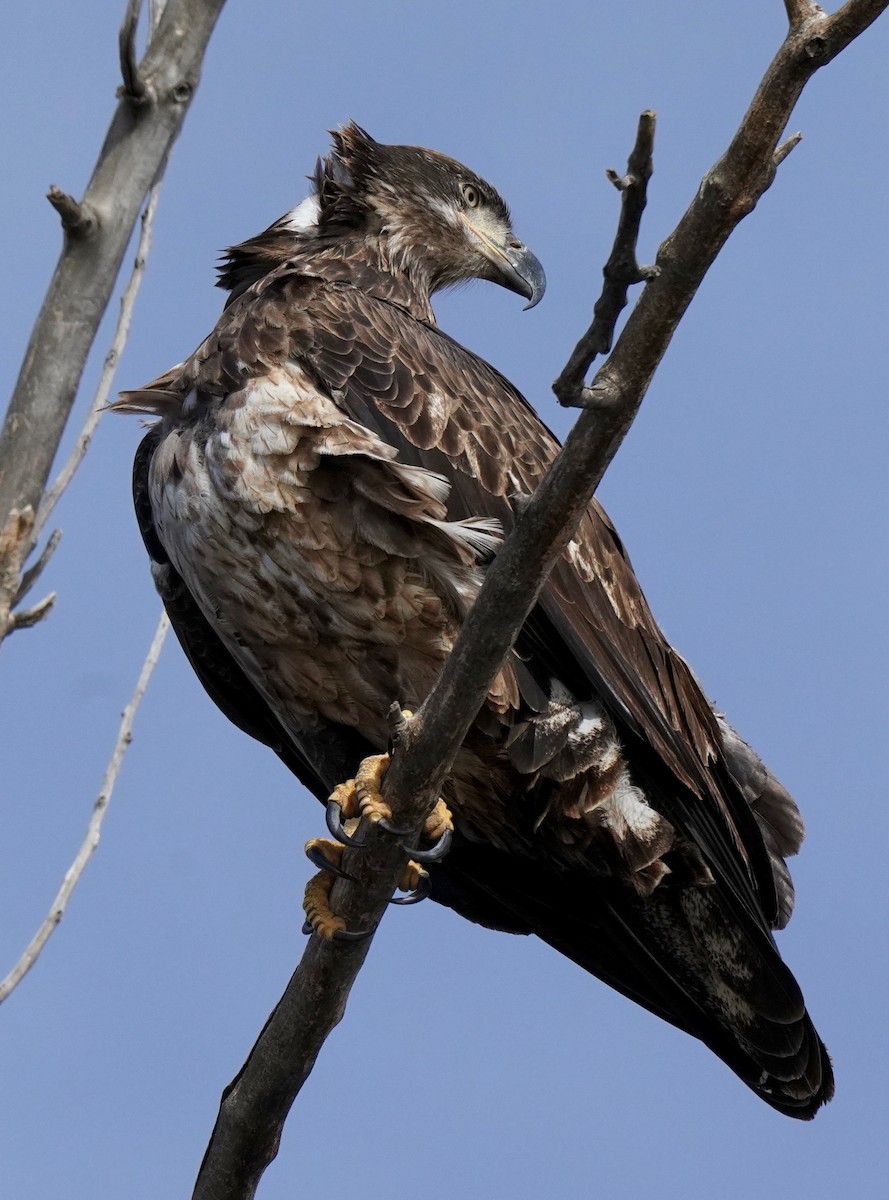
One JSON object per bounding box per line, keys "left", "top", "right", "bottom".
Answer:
{"left": 7, "top": 592, "right": 56, "bottom": 633}
{"left": 0, "top": 612, "right": 169, "bottom": 1004}
{"left": 35, "top": 183, "right": 162, "bottom": 543}
{"left": 46, "top": 186, "right": 97, "bottom": 239}
{"left": 553, "top": 110, "right": 657, "bottom": 406}
{"left": 119, "top": 0, "right": 148, "bottom": 103}
{"left": 774, "top": 131, "right": 803, "bottom": 166}
{"left": 14, "top": 529, "right": 61, "bottom": 606}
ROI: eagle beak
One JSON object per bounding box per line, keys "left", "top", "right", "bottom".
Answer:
{"left": 498, "top": 241, "right": 547, "bottom": 311}
{"left": 461, "top": 214, "right": 546, "bottom": 309}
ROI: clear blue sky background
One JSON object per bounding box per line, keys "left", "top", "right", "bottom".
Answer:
{"left": 2, "top": 2, "right": 887, "bottom": 1196}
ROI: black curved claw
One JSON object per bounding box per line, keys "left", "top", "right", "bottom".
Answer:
{"left": 401, "top": 826, "right": 453, "bottom": 864}
{"left": 305, "top": 843, "right": 356, "bottom": 882}
{"left": 326, "top": 799, "right": 361, "bottom": 847}
{"left": 332, "top": 924, "right": 376, "bottom": 942}
{"left": 389, "top": 873, "right": 431, "bottom": 906}
{"left": 302, "top": 919, "right": 376, "bottom": 942}
{"left": 378, "top": 816, "right": 414, "bottom": 837}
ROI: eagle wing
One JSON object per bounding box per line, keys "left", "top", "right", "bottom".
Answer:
{"left": 298, "top": 285, "right": 789, "bottom": 920}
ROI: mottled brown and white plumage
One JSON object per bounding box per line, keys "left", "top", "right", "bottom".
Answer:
{"left": 119, "top": 123, "right": 832, "bottom": 1117}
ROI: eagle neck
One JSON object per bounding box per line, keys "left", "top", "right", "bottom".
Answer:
{"left": 293, "top": 232, "right": 436, "bottom": 323}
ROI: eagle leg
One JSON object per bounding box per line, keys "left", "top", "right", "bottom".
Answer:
{"left": 354, "top": 752, "right": 396, "bottom": 825}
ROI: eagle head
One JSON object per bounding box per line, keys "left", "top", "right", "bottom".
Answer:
{"left": 218, "top": 123, "right": 546, "bottom": 309}
{"left": 313, "top": 122, "right": 546, "bottom": 308}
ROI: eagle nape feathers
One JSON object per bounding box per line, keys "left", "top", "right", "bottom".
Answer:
{"left": 117, "top": 121, "right": 833, "bottom": 1119}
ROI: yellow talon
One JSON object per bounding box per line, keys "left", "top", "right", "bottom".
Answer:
{"left": 328, "top": 778, "right": 359, "bottom": 819}
{"left": 303, "top": 870, "right": 347, "bottom": 940}
{"left": 423, "top": 798, "right": 454, "bottom": 842}
{"left": 305, "top": 836, "right": 344, "bottom": 868}
{"left": 399, "top": 860, "right": 428, "bottom": 893}
{"left": 309, "top": 715, "right": 451, "bottom": 935}
{"left": 355, "top": 752, "right": 393, "bottom": 824}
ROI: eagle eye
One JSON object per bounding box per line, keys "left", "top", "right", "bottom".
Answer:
{"left": 461, "top": 183, "right": 481, "bottom": 209}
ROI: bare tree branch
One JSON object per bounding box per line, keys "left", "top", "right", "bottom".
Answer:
{"left": 191, "top": 3, "right": 887, "bottom": 1196}
{"left": 46, "top": 187, "right": 98, "bottom": 239}
{"left": 0, "top": 612, "right": 169, "bottom": 1004}
{"left": 553, "top": 110, "right": 657, "bottom": 402}
{"left": 13, "top": 530, "right": 61, "bottom": 608}
{"left": 37, "top": 0, "right": 171, "bottom": 546}
{"left": 5, "top": 592, "right": 57, "bottom": 635}
{"left": 0, "top": 0, "right": 228, "bottom": 647}
{"left": 34, "top": 182, "right": 162, "bottom": 544}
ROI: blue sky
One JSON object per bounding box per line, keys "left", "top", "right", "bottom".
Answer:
{"left": 2, "top": 2, "right": 888, "bottom": 1196}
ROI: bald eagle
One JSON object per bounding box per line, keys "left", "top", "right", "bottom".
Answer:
{"left": 118, "top": 123, "right": 832, "bottom": 1118}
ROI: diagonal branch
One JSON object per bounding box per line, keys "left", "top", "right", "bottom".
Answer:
{"left": 553, "top": 110, "right": 657, "bottom": 403}
{"left": 0, "top": 612, "right": 169, "bottom": 1004}
{"left": 193, "top": 3, "right": 887, "bottom": 1196}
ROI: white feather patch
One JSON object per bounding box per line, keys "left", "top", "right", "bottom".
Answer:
{"left": 283, "top": 193, "right": 320, "bottom": 233}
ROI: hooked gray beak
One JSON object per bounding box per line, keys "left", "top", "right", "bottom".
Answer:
{"left": 497, "top": 241, "right": 547, "bottom": 310}
{"left": 460, "top": 212, "right": 546, "bottom": 310}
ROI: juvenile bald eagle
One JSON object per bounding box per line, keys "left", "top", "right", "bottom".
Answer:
{"left": 119, "top": 123, "right": 832, "bottom": 1117}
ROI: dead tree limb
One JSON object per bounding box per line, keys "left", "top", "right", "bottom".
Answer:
{"left": 191, "top": 4, "right": 888, "bottom": 1195}
{"left": 554, "top": 110, "right": 659, "bottom": 388}
{"left": 0, "top": 0, "right": 227, "bottom": 647}
{"left": 34, "top": 181, "right": 163, "bottom": 545}
{"left": 0, "top": 611, "right": 169, "bottom": 1004}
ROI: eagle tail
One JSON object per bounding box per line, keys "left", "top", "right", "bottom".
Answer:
{"left": 432, "top": 839, "right": 834, "bottom": 1119}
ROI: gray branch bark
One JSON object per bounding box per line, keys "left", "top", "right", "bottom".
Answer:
{"left": 193, "top": 2, "right": 888, "bottom": 1197}
{"left": 0, "top": 0, "right": 228, "bottom": 645}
